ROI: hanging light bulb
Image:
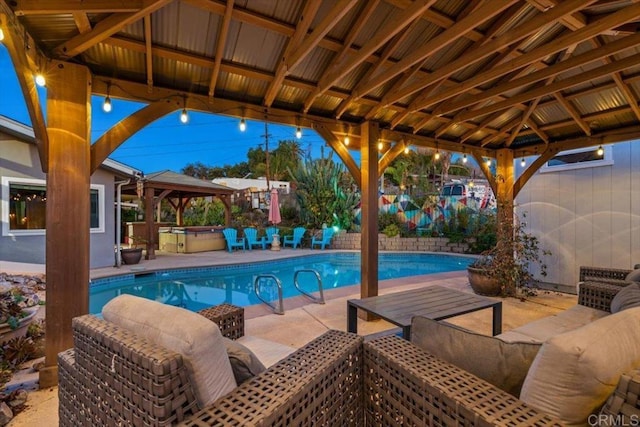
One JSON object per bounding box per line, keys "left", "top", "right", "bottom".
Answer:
{"left": 377, "top": 141, "right": 383, "bottom": 151}
{"left": 103, "top": 95, "right": 112, "bottom": 113}
{"left": 35, "top": 73, "right": 46, "bottom": 87}
{"left": 239, "top": 118, "right": 246, "bottom": 132}
{"left": 296, "top": 126, "right": 302, "bottom": 139}
{"left": 462, "top": 153, "right": 468, "bottom": 163}
{"left": 180, "top": 108, "right": 188, "bottom": 124}
{"left": 344, "top": 136, "right": 350, "bottom": 146}
{"left": 434, "top": 151, "right": 440, "bottom": 161}
{"left": 486, "top": 158, "right": 491, "bottom": 167}
{"left": 597, "top": 145, "right": 604, "bottom": 156}
{"left": 0, "top": 28, "right": 5, "bottom": 42}
{"left": 521, "top": 157, "right": 526, "bottom": 167}
{"left": 404, "top": 145, "right": 410, "bottom": 155}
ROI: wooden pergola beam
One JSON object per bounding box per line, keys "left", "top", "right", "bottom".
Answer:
{"left": 377, "top": 0, "right": 598, "bottom": 111}
{"left": 207, "top": 0, "right": 234, "bottom": 98}
{"left": 455, "top": 51, "right": 640, "bottom": 123}
{"left": 53, "top": 0, "right": 172, "bottom": 58}
{"left": 12, "top": 0, "right": 144, "bottom": 15}
{"left": 90, "top": 99, "right": 179, "bottom": 173}
{"left": 263, "top": 0, "right": 323, "bottom": 107}
{"left": 0, "top": 12, "right": 49, "bottom": 172}
{"left": 144, "top": 15, "right": 153, "bottom": 91}
{"left": 354, "top": 0, "right": 518, "bottom": 105}
{"left": 303, "top": 0, "right": 437, "bottom": 112}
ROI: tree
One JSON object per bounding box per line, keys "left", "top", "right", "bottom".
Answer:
{"left": 288, "top": 151, "right": 359, "bottom": 230}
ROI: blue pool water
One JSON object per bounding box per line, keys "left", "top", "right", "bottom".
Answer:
{"left": 89, "top": 252, "right": 473, "bottom": 314}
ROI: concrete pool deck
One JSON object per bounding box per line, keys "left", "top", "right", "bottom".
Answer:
{"left": 4, "top": 249, "right": 577, "bottom": 426}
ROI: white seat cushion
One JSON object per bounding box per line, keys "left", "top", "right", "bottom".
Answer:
{"left": 503, "top": 305, "right": 608, "bottom": 343}
{"left": 520, "top": 306, "right": 640, "bottom": 425}
{"left": 102, "top": 295, "right": 237, "bottom": 407}
{"left": 236, "top": 335, "right": 296, "bottom": 368}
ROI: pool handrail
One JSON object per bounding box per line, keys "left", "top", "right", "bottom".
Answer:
{"left": 294, "top": 269, "right": 325, "bottom": 304}
{"left": 253, "top": 274, "right": 284, "bottom": 315}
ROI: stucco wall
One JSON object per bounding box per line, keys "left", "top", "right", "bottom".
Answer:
{"left": 1, "top": 133, "right": 118, "bottom": 268}
{"left": 516, "top": 141, "right": 640, "bottom": 287}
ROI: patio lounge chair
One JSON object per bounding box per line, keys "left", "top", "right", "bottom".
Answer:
{"left": 222, "top": 228, "right": 245, "bottom": 252}
{"left": 243, "top": 227, "right": 266, "bottom": 250}
{"left": 283, "top": 227, "right": 306, "bottom": 249}
{"left": 58, "top": 299, "right": 363, "bottom": 426}
{"left": 311, "top": 228, "right": 334, "bottom": 250}
{"left": 265, "top": 226, "right": 279, "bottom": 246}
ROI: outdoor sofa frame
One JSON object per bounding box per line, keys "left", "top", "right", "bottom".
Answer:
{"left": 59, "top": 275, "right": 638, "bottom": 426}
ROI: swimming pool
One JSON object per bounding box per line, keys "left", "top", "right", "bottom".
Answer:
{"left": 89, "top": 252, "right": 473, "bottom": 314}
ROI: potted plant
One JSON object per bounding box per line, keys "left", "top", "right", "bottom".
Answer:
{"left": 120, "top": 235, "right": 146, "bottom": 265}
{"left": 467, "top": 204, "right": 550, "bottom": 297}
{"left": 0, "top": 286, "right": 40, "bottom": 344}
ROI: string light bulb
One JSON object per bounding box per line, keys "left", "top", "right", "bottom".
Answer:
{"left": 180, "top": 108, "right": 188, "bottom": 124}
{"left": 377, "top": 141, "right": 383, "bottom": 151}
{"left": 462, "top": 153, "right": 468, "bottom": 163}
{"left": 434, "top": 151, "right": 440, "bottom": 161}
{"left": 344, "top": 136, "right": 350, "bottom": 146}
{"left": 296, "top": 126, "right": 302, "bottom": 139}
{"left": 239, "top": 118, "right": 246, "bottom": 132}
{"left": 0, "top": 28, "right": 4, "bottom": 41}
{"left": 103, "top": 95, "right": 112, "bottom": 113}
{"left": 485, "top": 158, "right": 491, "bottom": 167}
{"left": 597, "top": 145, "right": 604, "bottom": 156}
{"left": 404, "top": 145, "right": 410, "bottom": 155}
{"left": 35, "top": 73, "right": 46, "bottom": 87}
{"left": 521, "top": 157, "right": 526, "bottom": 167}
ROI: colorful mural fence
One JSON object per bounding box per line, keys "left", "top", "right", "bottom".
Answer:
{"left": 353, "top": 193, "right": 496, "bottom": 231}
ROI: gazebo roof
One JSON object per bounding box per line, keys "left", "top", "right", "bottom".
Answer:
{"left": 2, "top": 0, "right": 640, "bottom": 156}
{"left": 123, "top": 170, "right": 235, "bottom": 198}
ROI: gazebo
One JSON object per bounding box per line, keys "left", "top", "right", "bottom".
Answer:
{"left": 122, "top": 170, "right": 235, "bottom": 259}
{"left": 1, "top": 0, "right": 639, "bottom": 386}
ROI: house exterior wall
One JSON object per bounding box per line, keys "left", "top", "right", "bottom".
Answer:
{"left": 1, "top": 132, "right": 118, "bottom": 268}
{"left": 515, "top": 141, "right": 640, "bottom": 287}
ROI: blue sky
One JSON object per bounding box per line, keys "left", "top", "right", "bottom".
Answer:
{"left": 0, "top": 46, "right": 331, "bottom": 174}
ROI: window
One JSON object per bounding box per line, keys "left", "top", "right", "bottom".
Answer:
{"left": 540, "top": 146, "right": 613, "bottom": 173}
{"left": 2, "top": 177, "right": 105, "bottom": 236}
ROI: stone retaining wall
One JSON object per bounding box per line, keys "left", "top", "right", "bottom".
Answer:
{"left": 332, "top": 232, "right": 471, "bottom": 253}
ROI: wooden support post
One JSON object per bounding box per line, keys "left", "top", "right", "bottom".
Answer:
{"left": 41, "top": 61, "right": 91, "bottom": 387}
{"left": 145, "top": 186, "right": 156, "bottom": 259}
{"left": 495, "top": 148, "right": 516, "bottom": 284}
{"left": 360, "top": 122, "right": 379, "bottom": 319}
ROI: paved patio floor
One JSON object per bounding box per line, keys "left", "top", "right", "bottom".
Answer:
{"left": 4, "top": 249, "right": 577, "bottom": 426}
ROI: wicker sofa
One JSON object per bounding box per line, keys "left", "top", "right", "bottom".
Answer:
{"left": 59, "top": 278, "right": 640, "bottom": 426}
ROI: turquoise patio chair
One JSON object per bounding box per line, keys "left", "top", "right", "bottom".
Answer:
{"left": 222, "top": 228, "right": 245, "bottom": 252}
{"left": 283, "top": 227, "right": 306, "bottom": 249}
{"left": 311, "top": 228, "right": 335, "bottom": 250}
{"left": 244, "top": 227, "right": 266, "bottom": 250}
{"left": 265, "top": 226, "right": 279, "bottom": 246}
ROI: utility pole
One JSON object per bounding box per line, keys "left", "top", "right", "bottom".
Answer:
{"left": 262, "top": 121, "right": 272, "bottom": 190}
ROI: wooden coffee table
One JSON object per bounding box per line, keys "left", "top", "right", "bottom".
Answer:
{"left": 347, "top": 285, "right": 502, "bottom": 340}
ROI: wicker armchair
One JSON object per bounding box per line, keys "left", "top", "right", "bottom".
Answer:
{"left": 579, "top": 265, "right": 633, "bottom": 286}
{"left": 58, "top": 304, "right": 363, "bottom": 426}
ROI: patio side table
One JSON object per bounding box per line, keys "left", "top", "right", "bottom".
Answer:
{"left": 347, "top": 285, "right": 502, "bottom": 340}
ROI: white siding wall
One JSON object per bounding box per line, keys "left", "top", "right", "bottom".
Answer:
{"left": 516, "top": 141, "right": 640, "bottom": 286}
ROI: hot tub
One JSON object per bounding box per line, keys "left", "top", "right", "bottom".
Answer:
{"left": 159, "top": 226, "right": 226, "bottom": 253}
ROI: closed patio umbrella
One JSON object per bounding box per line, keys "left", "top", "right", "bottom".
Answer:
{"left": 268, "top": 188, "right": 281, "bottom": 250}
{"left": 268, "top": 188, "right": 281, "bottom": 225}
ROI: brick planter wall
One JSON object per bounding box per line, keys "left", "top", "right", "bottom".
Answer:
{"left": 331, "top": 232, "right": 471, "bottom": 253}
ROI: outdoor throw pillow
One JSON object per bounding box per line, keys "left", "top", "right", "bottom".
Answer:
{"left": 223, "top": 337, "right": 266, "bottom": 384}
{"left": 410, "top": 316, "right": 541, "bottom": 396}
{"left": 611, "top": 282, "right": 640, "bottom": 313}
{"left": 102, "top": 294, "right": 237, "bottom": 407}
{"left": 520, "top": 306, "right": 640, "bottom": 426}
{"left": 625, "top": 269, "right": 640, "bottom": 282}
